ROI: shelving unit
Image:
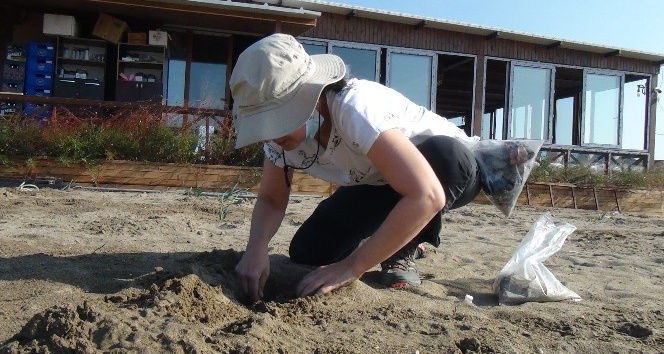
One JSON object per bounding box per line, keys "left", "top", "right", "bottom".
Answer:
{"left": 115, "top": 43, "right": 167, "bottom": 103}
{"left": 54, "top": 37, "right": 107, "bottom": 100}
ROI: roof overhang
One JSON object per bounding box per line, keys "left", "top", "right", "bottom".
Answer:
{"left": 268, "top": 0, "right": 664, "bottom": 63}
{"left": 2, "top": 0, "right": 320, "bottom": 36}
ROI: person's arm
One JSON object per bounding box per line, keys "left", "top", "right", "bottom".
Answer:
{"left": 235, "top": 156, "right": 291, "bottom": 302}
{"left": 296, "top": 129, "right": 446, "bottom": 296}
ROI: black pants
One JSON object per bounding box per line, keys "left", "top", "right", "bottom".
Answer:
{"left": 289, "top": 135, "right": 481, "bottom": 266}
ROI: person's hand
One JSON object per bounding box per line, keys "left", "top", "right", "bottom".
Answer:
{"left": 235, "top": 247, "right": 270, "bottom": 303}
{"left": 295, "top": 260, "right": 359, "bottom": 297}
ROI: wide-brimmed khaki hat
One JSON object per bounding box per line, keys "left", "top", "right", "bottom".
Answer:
{"left": 230, "top": 33, "right": 346, "bottom": 148}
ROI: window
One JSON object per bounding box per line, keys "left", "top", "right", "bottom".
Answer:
{"left": 583, "top": 71, "right": 622, "bottom": 146}
{"left": 329, "top": 44, "right": 380, "bottom": 81}
{"left": 509, "top": 63, "right": 553, "bottom": 140}
{"left": 301, "top": 42, "right": 327, "bottom": 55}
{"left": 437, "top": 55, "right": 475, "bottom": 135}
{"left": 386, "top": 49, "right": 436, "bottom": 109}
{"left": 553, "top": 67, "right": 583, "bottom": 146}
{"left": 621, "top": 75, "right": 649, "bottom": 150}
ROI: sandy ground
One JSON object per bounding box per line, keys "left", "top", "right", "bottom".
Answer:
{"left": 0, "top": 185, "right": 662, "bottom": 354}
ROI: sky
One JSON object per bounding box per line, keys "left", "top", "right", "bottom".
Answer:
{"left": 331, "top": 0, "right": 664, "bottom": 159}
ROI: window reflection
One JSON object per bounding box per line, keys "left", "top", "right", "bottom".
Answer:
{"left": 584, "top": 73, "right": 620, "bottom": 145}
{"left": 510, "top": 65, "right": 551, "bottom": 140}
{"left": 621, "top": 76, "right": 648, "bottom": 150}
{"left": 189, "top": 62, "right": 226, "bottom": 109}
{"left": 555, "top": 97, "right": 574, "bottom": 145}
{"left": 330, "top": 46, "right": 377, "bottom": 81}
{"left": 388, "top": 52, "right": 433, "bottom": 109}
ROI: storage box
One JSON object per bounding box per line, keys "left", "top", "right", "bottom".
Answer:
{"left": 43, "top": 14, "right": 79, "bottom": 37}
{"left": 26, "top": 58, "right": 55, "bottom": 74}
{"left": 127, "top": 32, "right": 147, "bottom": 45}
{"left": 92, "top": 13, "right": 128, "bottom": 44}
{"left": 27, "top": 42, "right": 56, "bottom": 59}
{"left": 23, "top": 102, "right": 52, "bottom": 120}
{"left": 148, "top": 30, "right": 168, "bottom": 47}
{"left": 25, "top": 86, "right": 52, "bottom": 97}
{"left": 1, "top": 79, "right": 24, "bottom": 94}
{"left": 0, "top": 101, "right": 20, "bottom": 116}
{"left": 25, "top": 72, "right": 54, "bottom": 89}
{"left": 6, "top": 44, "right": 26, "bottom": 62}
{"left": 3, "top": 61, "right": 26, "bottom": 81}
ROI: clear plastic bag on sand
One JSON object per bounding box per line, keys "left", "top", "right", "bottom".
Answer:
{"left": 473, "top": 139, "right": 543, "bottom": 218}
{"left": 493, "top": 212, "right": 582, "bottom": 305}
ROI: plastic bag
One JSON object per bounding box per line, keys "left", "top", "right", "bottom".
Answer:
{"left": 493, "top": 212, "right": 581, "bottom": 305}
{"left": 473, "top": 139, "right": 543, "bottom": 218}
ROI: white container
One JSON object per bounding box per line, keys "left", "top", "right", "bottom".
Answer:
{"left": 148, "top": 30, "right": 168, "bottom": 47}
{"left": 43, "top": 14, "right": 79, "bottom": 37}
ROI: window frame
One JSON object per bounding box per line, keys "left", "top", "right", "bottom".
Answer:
{"left": 385, "top": 47, "right": 438, "bottom": 111}
{"left": 581, "top": 69, "right": 624, "bottom": 149}
{"left": 327, "top": 41, "right": 381, "bottom": 82}
{"left": 507, "top": 61, "right": 555, "bottom": 142}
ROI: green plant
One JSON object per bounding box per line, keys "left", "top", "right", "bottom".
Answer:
{"left": 219, "top": 183, "right": 250, "bottom": 220}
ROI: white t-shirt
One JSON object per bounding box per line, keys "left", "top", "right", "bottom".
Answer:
{"left": 263, "top": 79, "right": 477, "bottom": 186}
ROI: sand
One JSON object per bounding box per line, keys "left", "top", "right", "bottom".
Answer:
{"left": 0, "top": 185, "right": 662, "bottom": 353}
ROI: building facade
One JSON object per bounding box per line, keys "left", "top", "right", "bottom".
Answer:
{"left": 1, "top": 0, "right": 662, "bottom": 169}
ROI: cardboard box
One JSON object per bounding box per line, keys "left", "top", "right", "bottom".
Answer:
{"left": 92, "top": 13, "right": 128, "bottom": 44}
{"left": 148, "top": 30, "right": 168, "bottom": 47}
{"left": 127, "top": 32, "right": 147, "bottom": 45}
{"left": 43, "top": 14, "right": 79, "bottom": 37}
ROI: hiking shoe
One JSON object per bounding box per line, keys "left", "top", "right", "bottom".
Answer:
{"left": 380, "top": 242, "right": 422, "bottom": 288}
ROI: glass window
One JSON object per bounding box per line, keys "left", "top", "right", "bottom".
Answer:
{"left": 167, "top": 59, "right": 186, "bottom": 107}
{"left": 387, "top": 52, "right": 434, "bottom": 109}
{"left": 510, "top": 65, "right": 552, "bottom": 140}
{"left": 583, "top": 72, "right": 621, "bottom": 146}
{"left": 189, "top": 34, "right": 228, "bottom": 109}
{"left": 330, "top": 45, "right": 378, "bottom": 81}
{"left": 302, "top": 43, "right": 327, "bottom": 55}
{"left": 555, "top": 97, "right": 574, "bottom": 145}
{"left": 621, "top": 76, "right": 648, "bottom": 150}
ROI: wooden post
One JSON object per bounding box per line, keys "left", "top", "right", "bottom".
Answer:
{"left": 472, "top": 55, "right": 486, "bottom": 137}
{"left": 526, "top": 183, "right": 531, "bottom": 205}
{"left": 614, "top": 189, "right": 621, "bottom": 213}
{"left": 593, "top": 188, "right": 600, "bottom": 210}
{"left": 571, "top": 186, "right": 577, "bottom": 209}
{"left": 548, "top": 184, "right": 555, "bottom": 207}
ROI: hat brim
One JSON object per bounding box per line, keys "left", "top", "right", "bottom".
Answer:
{"left": 233, "top": 54, "right": 346, "bottom": 148}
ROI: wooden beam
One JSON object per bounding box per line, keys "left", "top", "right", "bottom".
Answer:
{"left": 546, "top": 41, "right": 562, "bottom": 49}
{"left": 603, "top": 50, "right": 621, "bottom": 58}
{"left": 346, "top": 9, "right": 356, "bottom": 19}
{"left": 485, "top": 31, "right": 500, "bottom": 40}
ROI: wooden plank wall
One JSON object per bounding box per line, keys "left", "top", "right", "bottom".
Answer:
{"left": 303, "top": 13, "right": 659, "bottom": 75}
{"left": 1, "top": 160, "right": 662, "bottom": 216}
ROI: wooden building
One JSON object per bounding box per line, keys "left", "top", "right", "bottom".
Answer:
{"left": 1, "top": 0, "right": 662, "bottom": 169}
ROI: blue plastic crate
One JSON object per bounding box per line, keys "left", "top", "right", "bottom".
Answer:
{"left": 23, "top": 102, "right": 52, "bottom": 120}
{"left": 25, "top": 71, "right": 53, "bottom": 89}
{"left": 1, "top": 79, "right": 24, "bottom": 93}
{"left": 3, "top": 60, "right": 26, "bottom": 81}
{"left": 26, "top": 58, "right": 55, "bottom": 74}
{"left": 27, "top": 42, "right": 56, "bottom": 59}
{"left": 24, "top": 86, "right": 52, "bottom": 97}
